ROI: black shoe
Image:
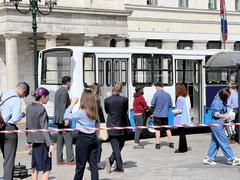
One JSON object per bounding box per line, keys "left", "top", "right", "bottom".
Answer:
{"left": 155, "top": 144, "right": 161, "bottom": 149}
{"left": 174, "top": 149, "right": 187, "bottom": 153}
{"left": 113, "top": 168, "right": 124, "bottom": 173}
{"left": 169, "top": 143, "right": 174, "bottom": 148}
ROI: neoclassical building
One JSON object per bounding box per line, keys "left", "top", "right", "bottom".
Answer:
{"left": 1, "top": 0, "right": 240, "bottom": 93}
{"left": 0, "top": 0, "right": 131, "bottom": 92}
{"left": 126, "top": 0, "right": 240, "bottom": 49}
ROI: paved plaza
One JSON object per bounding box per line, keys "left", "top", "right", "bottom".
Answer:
{"left": 1, "top": 132, "right": 240, "bottom": 180}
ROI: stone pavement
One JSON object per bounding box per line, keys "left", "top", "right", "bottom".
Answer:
{"left": 0, "top": 133, "right": 240, "bottom": 180}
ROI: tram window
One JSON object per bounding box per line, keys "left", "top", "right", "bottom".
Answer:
{"left": 206, "top": 70, "right": 228, "bottom": 84}
{"left": 98, "top": 61, "right": 104, "bottom": 86}
{"left": 121, "top": 61, "right": 127, "bottom": 84}
{"left": 41, "top": 49, "right": 71, "bottom": 85}
{"left": 83, "top": 53, "right": 96, "bottom": 85}
{"left": 114, "top": 61, "right": 120, "bottom": 83}
{"left": 153, "top": 55, "right": 173, "bottom": 85}
{"left": 176, "top": 60, "right": 196, "bottom": 83}
{"left": 106, "top": 61, "right": 112, "bottom": 86}
{"left": 132, "top": 54, "right": 152, "bottom": 86}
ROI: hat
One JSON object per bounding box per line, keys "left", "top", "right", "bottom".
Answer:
{"left": 135, "top": 86, "right": 144, "bottom": 93}
{"left": 154, "top": 82, "right": 163, "bottom": 87}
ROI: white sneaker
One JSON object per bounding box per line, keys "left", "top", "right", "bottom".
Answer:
{"left": 232, "top": 158, "right": 240, "bottom": 166}
{"left": 203, "top": 157, "right": 217, "bottom": 165}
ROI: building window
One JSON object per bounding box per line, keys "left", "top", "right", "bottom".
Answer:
{"left": 145, "top": 39, "right": 162, "bottom": 49}
{"left": 234, "top": 41, "right": 240, "bottom": 51}
{"left": 179, "top": 0, "right": 188, "bottom": 8}
{"left": 125, "top": 39, "right": 129, "bottom": 47}
{"left": 132, "top": 54, "right": 152, "bottom": 86}
{"left": 41, "top": 49, "right": 71, "bottom": 85}
{"left": 147, "top": 0, "right": 158, "bottom": 5}
{"left": 110, "top": 39, "right": 116, "bottom": 47}
{"left": 207, "top": 41, "right": 222, "bottom": 49}
{"left": 83, "top": 53, "right": 96, "bottom": 86}
{"left": 177, "top": 40, "right": 193, "bottom": 49}
{"left": 153, "top": 55, "right": 173, "bottom": 85}
{"left": 208, "top": 0, "right": 217, "bottom": 9}
{"left": 236, "top": 0, "right": 240, "bottom": 10}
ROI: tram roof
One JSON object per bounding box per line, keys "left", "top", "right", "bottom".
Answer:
{"left": 41, "top": 46, "right": 222, "bottom": 56}
{"left": 205, "top": 51, "right": 240, "bottom": 68}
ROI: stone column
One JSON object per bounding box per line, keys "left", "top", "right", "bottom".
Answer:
{"left": 95, "top": 35, "right": 112, "bottom": 47}
{"left": 116, "top": 36, "right": 127, "bottom": 47}
{"left": 193, "top": 40, "right": 208, "bottom": 50}
{"left": 224, "top": 41, "right": 234, "bottom": 50}
{"left": 44, "top": 33, "right": 61, "bottom": 48}
{"left": 162, "top": 40, "right": 177, "bottom": 49}
{"left": 129, "top": 38, "right": 146, "bottom": 47}
{"left": 84, "top": 34, "right": 98, "bottom": 47}
{"left": 4, "top": 32, "right": 21, "bottom": 89}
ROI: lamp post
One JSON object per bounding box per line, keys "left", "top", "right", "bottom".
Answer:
{"left": 10, "top": 0, "right": 57, "bottom": 89}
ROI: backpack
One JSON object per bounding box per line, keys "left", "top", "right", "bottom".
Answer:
{"left": 0, "top": 93, "right": 17, "bottom": 131}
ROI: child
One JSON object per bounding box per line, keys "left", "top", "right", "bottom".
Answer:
{"left": 26, "top": 87, "right": 54, "bottom": 180}
{"left": 64, "top": 90, "right": 99, "bottom": 180}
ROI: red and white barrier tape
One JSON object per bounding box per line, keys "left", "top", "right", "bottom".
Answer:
{"left": 0, "top": 123, "right": 240, "bottom": 134}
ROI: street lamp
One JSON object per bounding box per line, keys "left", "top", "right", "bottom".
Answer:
{"left": 10, "top": 0, "right": 57, "bottom": 89}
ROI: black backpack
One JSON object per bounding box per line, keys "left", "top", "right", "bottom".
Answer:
{"left": 0, "top": 93, "right": 17, "bottom": 130}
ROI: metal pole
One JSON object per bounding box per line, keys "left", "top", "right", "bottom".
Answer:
{"left": 32, "top": 0, "right": 38, "bottom": 89}
{"left": 223, "top": 40, "right": 226, "bottom": 49}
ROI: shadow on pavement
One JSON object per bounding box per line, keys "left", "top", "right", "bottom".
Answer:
{"left": 123, "top": 161, "right": 137, "bottom": 169}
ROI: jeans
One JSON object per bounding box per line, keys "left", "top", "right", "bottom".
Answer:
{"left": 207, "top": 119, "right": 235, "bottom": 161}
{"left": 134, "top": 114, "right": 144, "bottom": 144}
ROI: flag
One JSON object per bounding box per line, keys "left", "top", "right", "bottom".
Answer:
{"left": 220, "top": 0, "right": 228, "bottom": 41}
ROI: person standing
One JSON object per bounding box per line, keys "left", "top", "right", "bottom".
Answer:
{"left": 54, "top": 76, "right": 74, "bottom": 165}
{"left": 105, "top": 82, "right": 129, "bottom": 173}
{"left": 133, "top": 86, "right": 149, "bottom": 149}
{"left": 228, "top": 83, "right": 239, "bottom": 143}
{"left": 0, "top": 82, "right": 30, "bottom": 180}
{"left": 64, "top": 91, "right": 99, "bottom": 180}
{"left": 174, "top": 83, "right": 191, "bottom": 153}
{"left": 26, "top": 87, "right": 54, "bottom": 180}
{"left": 91, "top": 83, "right": 105, "bottom": 170}
{"left": 151, "top": 82, "right": 174, "bottom": 149}
{"left": 203, "top": 88, "right": 240, "bottom": 166}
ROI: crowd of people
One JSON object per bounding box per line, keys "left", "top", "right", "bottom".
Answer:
{"left": 0, "top": 77, "right": 240, "bottom": 180}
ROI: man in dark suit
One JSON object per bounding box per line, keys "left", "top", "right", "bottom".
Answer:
{"left": 104, "top": 82, "right": 129, "bottom": 173}
{"left": 54, "top": 76, "right": 74, "bottom": 165}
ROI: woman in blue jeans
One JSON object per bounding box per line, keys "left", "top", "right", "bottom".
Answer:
{"left": 203, "top": 88, "right": 240, "bottom": 166}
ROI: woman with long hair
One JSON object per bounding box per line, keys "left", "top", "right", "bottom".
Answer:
{"left": 26, "top": 87, "right": 54, "bottom": 180}
{"left": 64, "top": 90, "right": 99, "bottom": 180}
{"left": 174, "top": 83, "right": 191, "bottom": 153}
{"left": 91, "top": 83, "right": 105, "bottom": 170}
{"left": 203, "top": 88, "right": 240, "bottom": 166}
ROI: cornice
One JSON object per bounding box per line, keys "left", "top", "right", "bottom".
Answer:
{"left": 0, "top": 3, "right": 132, "bottom": 17}
{"left": 128, "top": 17, "right": 240, "bottom": 26}
{"left": 125, "top": 3, "right": 240, "bottom": 16}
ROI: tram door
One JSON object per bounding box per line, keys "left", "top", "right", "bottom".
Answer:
{"left": 175, "top": 59, "right": 202, "bottom": 123}
{"left": 98, "top": 58, "right": 128, "bottom": 102}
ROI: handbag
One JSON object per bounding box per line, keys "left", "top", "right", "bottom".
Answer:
{"left": 97, "top": 123, "right": 108, "bottom": 141}
{"left": 0, "top": 93, "right": 17, "bottom": 131}
{"left": 172, "top": 109, "right": 182, "bottom": 116}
